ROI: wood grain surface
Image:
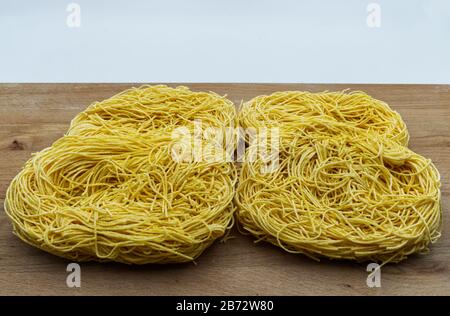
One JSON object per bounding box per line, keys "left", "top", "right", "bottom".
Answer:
{"left": 0, "top": 83, "right": 449, "bottom": 296}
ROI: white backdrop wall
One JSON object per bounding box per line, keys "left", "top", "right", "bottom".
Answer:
{"left": 1, "top": 0, "right": 449, "bottom": 83}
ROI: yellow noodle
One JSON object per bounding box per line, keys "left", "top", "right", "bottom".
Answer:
{"left": 4, "top": 85, "right": 237, "bottom": 264}
{"left": 236, "top": 91, "right": 441, "bottom": 263}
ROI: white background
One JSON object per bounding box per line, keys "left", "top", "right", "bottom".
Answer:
{"left": 1, "top": 0, "right": 449, "bottom": 83}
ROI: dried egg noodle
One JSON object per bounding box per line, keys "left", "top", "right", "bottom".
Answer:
{"left": 236, "top": 91, "right": 441, "bottom": 263}
{"left": 5, "top": 85, "right": 237, "bottom": 264}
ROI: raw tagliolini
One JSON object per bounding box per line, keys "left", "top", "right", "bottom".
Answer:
{"left": 236, "top": 91, "right": 441, "bottom": 263}
{"left": 5, "top": 85, "right": 237, "bottom": 264}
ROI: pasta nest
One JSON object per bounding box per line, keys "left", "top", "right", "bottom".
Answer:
{"left": 5, "top": 85, "right": 237, "bottom": 264}
{"left": 236, "top": 91, "right": 441, "bottom": 263}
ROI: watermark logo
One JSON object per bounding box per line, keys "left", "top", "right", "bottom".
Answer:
{"left": 366, "top": 263, "right": 381, "bottom": 288}
{"left": 66, "top": 263, "right": 81, "bottom": 288}
{"left": 66, "top": 3, "right": 81, "bottom": 28}
{"left": 366, "top": 3, "right": 381, "bottom": 28}
{"left": 171, "top": 121, "right": 280, "bottom": 173}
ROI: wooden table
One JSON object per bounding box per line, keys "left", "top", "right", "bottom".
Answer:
{"left": 0, "top": 83, "right": 449, "bottom": 296}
